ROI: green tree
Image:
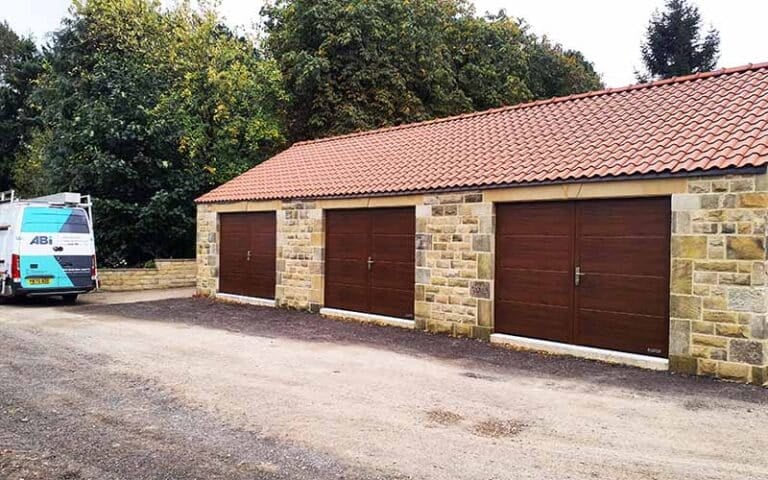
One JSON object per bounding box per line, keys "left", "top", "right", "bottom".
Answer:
{"left": 526, "top": 38, "right": 602, "bottom": 98}
{"left": 262, "top": 0, "right": 469, "bottom": 141}
{"left": 638, "top": 0, "right": 720, "bottom": 81}
{"left": 29, "top": 0, "right": 286, "bottom": 266}
{"left": 448, "top": 11, "right": 532, "bottom": 110}
{"left": 262, "top": 1, "right": 602, "bottom": 141}
{"left": 0, "top": 21, "right": 42, "bottom": 190}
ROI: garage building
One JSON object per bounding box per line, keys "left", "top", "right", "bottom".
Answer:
{"left": 197, "top": 64, "right": 768, "bottom": 385}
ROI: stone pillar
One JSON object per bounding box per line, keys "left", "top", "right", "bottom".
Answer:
{"left": 670, "top": 174, "right": 768, "bottom": 386}
{"left": 276, "top": 200, "right": 324, "bottom": 311}
{"left": 415, "top": 191, "right": 494, "bottom": 339}
{"left": 196, "top": 203, "right": 219, "bottom": 296}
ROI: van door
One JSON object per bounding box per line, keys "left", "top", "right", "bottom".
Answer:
{"left": 19, "top": 207, "right": 94, "bottom": 290}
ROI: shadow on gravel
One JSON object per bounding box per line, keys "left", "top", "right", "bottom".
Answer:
{"left": 78, "top": 297, "right": 768, "bottom": 405}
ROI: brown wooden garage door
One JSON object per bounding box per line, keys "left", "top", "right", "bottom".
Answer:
{"left": 325, "top": 208, "right": 415, "bottom": 319}
{"left": 495, "top": 197, "right": 670, "bottom": 357}
{"left": 219, "top": 212, "right": 276, "bottom": 299}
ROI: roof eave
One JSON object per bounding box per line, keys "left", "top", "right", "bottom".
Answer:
{"left": 195, "top": 165, "right": 768, "bottom": 204}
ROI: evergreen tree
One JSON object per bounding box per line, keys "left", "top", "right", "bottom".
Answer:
{"left": 638, "top": 0, "right": 720, "bottom": 81}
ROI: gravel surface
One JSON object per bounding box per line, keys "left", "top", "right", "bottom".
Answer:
{"left": 84, "top": 297, "right": 768, "bottom": 404}
{"left": 1, "top": 294, "right": 767, "bottom": 480}
{"left": 0, "top": 326, "right": 397, "bottom": 480}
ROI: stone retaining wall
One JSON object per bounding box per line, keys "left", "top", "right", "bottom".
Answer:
{"left": 99, "top": 259, "right": 196, "bottom": 291}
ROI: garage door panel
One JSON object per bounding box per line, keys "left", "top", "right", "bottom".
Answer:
{"left": 326, "top": 233, "right": 369, "bottom": 259}
{"left": 250, "top": 232, "right": 277, "bottom": 252}
{"left": 325, "top": 207, "right": 414, "bottom": 318}
{"left": 496, "top": 269, "right": 571, "bottom": 306}
{"left": 579, "top": 198, "right": 670, "bottom": 237}
{"left": 496, "top": 203, "right": 573, "bottom": 235}
{"left": 219, "top": 271, "right": 250, "bottom": 297}
{"left": 370, "top": 287, "right": 414, "bottom": 318}
{"left": 371, "top": 209, "right": 414, "bottom": 234}
{"left": 578, "top": 274, "right": 667, "bottom": 317}
{"left": 497, "top": 236, "right": 572, "bottom": 270}
{"left": 496, "top": 197, "right": 670, "bottom": 357}
{"left": 326, "top": 210, "right": 369, "bottom": 233}
{"left": 496, "top": 301, "right": 571, "bottom": 343}
{"left": 326, "top": 259, "right": 368, "bottom": 284}
{"left": 576, "top": 310, "right": 668, "bottom": 357}
{"left": 579, "top": 238, "right": 668, "bottom": 276}
{"left": 370, "top": 261, "right": 413, "bottom": 289}
{"left": 371, "top": 235, "right": 414, "bottom": 261}
{"left": 219, "top": 212, "right": 276, "bottom": 299}
{"left": 325, "top": 283, "right": 368, "bottom": 313}
{"left": 248, "top": 275, "right": 276, "bottom": 296}
{"left": 250, "top": 257, "right": 276, "bottom": 284}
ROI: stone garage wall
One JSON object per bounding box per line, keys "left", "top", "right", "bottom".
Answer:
{"left": 99, "top": 259, "right": 196, "bottom": 291}
{"left": 670, "top": 174, "right": 768, "bottom": 385}
{"left": 196, "top": 204, "right": 218, "bottom": 296}
{"left": 276, "top": 200, "right": 324, "bottom": 311}
{"left": 198, "top": 173, "right": 768, "bottom": 386}
{"left": 414, "top": 191, "right": 494, "bottom": 340}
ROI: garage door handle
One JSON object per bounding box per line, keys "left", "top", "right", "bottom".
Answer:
{"left": 367, "top": 256, "right": 374, "bottom": 271}
{"left": 246, "top": 250, "right": 251, "bottom": 261}
{"left": 575, "top": 266, "right": 585, "bottom": 286}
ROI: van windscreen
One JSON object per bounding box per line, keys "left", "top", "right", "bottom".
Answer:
{"left": 21, "top": 207, "right": 90, "bottom": 234}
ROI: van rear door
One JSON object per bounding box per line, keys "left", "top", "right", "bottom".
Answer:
{"left": 19, "top": 207, "right": 94, "bottom": 289}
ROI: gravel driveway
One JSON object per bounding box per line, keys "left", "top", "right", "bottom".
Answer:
{"left": 1, "top": 292, "right": 767, "bottom": 479}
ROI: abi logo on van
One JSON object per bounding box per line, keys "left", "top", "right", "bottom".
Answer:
{"left": 30, "top": 236, "right": 54, "bottom": 245}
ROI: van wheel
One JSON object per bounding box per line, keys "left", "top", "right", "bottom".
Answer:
{"left": 62, "top": 294, "right": 79, "bottom": 304}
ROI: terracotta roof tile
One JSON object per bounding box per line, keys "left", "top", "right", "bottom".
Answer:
{"left": 198, "top": 63, "right": 768, "bottom": 203}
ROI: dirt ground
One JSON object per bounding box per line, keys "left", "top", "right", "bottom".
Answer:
{"left": 1, "top": 291, "right": 767, "bottom": 480}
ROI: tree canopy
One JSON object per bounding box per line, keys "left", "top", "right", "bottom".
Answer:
{"left": 638, "top": 0, "right": 720, "bottom": 81}
{"left": 16, "top": 0, "right": 286, "bottom": 266}
{"left": 1, "top": 0, "right": 601, "bottom": 266}
{"left": 0, "top": 21, "right": 42, "bottom": 190}
{"left": 262, "top": 0, "right": 602, "bottom": 141}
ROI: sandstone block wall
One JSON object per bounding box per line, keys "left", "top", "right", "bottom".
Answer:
{"left": 415, "top": 192, "right": 494, "bottom": 340}
{"left": 196, "top": 204, "right": 218, "bottom": 295}
{"left": 276, "top": 200, "right": 324, "bottom": 311}
{"left": 99, "top": 259, "right": 196, "bottom": 292}
{"left": 669, "top": 174, "right": 768, "bottom": 385}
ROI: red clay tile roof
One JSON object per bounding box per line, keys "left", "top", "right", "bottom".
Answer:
{"left": 198, "top": 63, "right": 768, "bottom": 203}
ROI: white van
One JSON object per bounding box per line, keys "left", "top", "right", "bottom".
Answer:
{"left": 0, "top": 190, "right": 97, "bottom": 303}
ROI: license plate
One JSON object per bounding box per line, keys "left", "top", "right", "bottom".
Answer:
{"left": 27, "top": 277, "right": 52, "bottom": 286}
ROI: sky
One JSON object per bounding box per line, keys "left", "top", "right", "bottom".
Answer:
{"left": 2, "top": 0, "right": 767, "bottom": 87}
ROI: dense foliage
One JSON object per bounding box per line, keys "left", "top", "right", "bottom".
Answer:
{"left": 262, "top": 0, "right": 602, "bottom": 140}
{"left": 638, "top": 0, "right": 720, "bottom": 81}
{"left": 14, "top": 0, "right": 286, "bottom": 266}
{"left": 2, "top": 0, "right": 601, "bottom": 266}
{"left": 0, "top": 21, "right": 42, "bottom": 190}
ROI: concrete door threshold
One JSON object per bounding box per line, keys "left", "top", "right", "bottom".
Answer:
{"left": 490, "top": 333, "right": 669, "bottom": 371}
{"left": 320, "top": 307, "right": 415, "bottom": 329}
{"left": 216, "top": 293, "right": 276, "bottom": 308}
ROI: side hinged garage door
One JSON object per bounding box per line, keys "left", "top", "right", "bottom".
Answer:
{"left": 325, "top": 208, "right": 415, "bottom": 319}
{"left": 495, "top": 197, "right": 670, "bottom": 357}
{"left": 219, "top": 212, "right": 276, "bottom": 299}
